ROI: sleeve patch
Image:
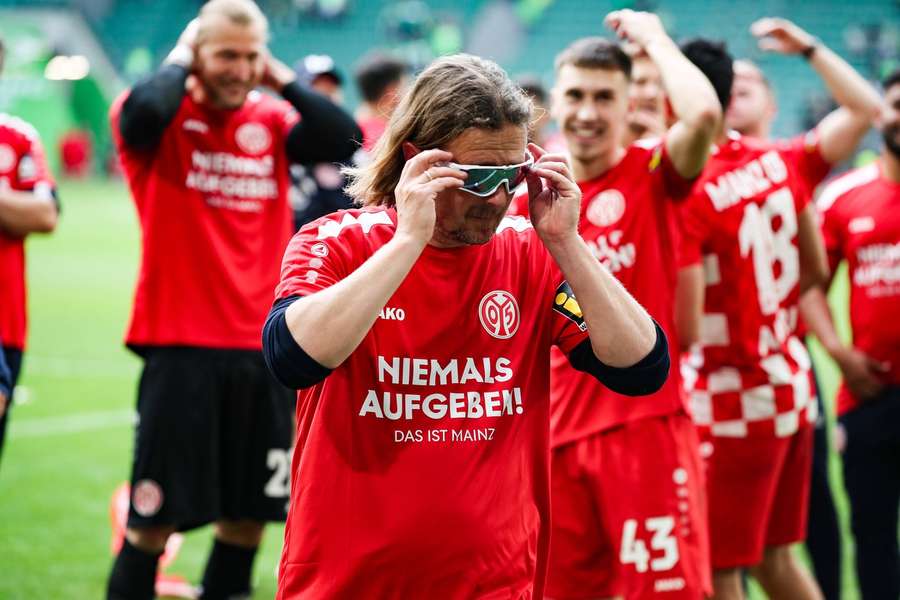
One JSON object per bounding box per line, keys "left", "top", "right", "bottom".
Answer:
{"left": 552, "top": 281, "right": 587, "bottom": 331}
{"left": 17, "top": 153, "right": 36, "bottom": 181}
{"left": 648, "top": 145, "right": 662, "bottom": 172}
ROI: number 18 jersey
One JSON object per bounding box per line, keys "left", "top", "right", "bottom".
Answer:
{"left": 679, "top": 132, "right": 830, "bottom": 438}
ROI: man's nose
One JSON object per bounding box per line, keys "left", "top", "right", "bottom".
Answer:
{"left": 234, "top": 59, "right": 253, "bottom": 82}
{"left": 576, "top": 101, "right": 598, "bottom": 121}
{"left": 483, "top": 187, "right": 511, "bottom": 208}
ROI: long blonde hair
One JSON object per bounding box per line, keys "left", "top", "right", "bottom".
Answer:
{"left": 345, "top": 54, "right": 532, "bottom": 206}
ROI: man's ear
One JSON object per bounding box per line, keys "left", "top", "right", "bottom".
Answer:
{"left": 401, "top": 141, "right": 420, "bottom": 160}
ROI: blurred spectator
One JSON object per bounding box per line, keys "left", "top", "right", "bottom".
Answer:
{"left": 354, "top": 51, "right": 409, "bottom": 153}
{"left": 59, "top": 129, "right": 93, "bottom": 178}
{"left": 380, "top": 1, "right": 433, "bottom": 43}
{"left": 295, "top": 53, "right": 344, "bottom": 103}
{"left": 516, "top": 74, "right": 552, "bottom": 147}
{"left": 624, "top": 48, "right": 668, "bottom": 145}
{"left": 290, "top": 54, "right": 355, "bottom": 229}
{"left": 293, "top": 0, "right": 349, "bottom": 19}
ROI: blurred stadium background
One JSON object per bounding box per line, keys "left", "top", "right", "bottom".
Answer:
{"left": 0, "top": 0, "right": 896, "bottom": 598}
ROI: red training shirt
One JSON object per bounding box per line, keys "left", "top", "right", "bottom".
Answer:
{"left": 0, "top": 114, "right": 55, "bottom": 350}
{"left": 357, "top": 116, "right": 387, "bottom": 153}
{"left": 110, "top": 90, "right": 299, "bottom": 350}
{"left": 274, "top": 208, "right": 589, "bottom": 599}
{"left": 818, "top": 161, "right": 900, "bottom": 414}
{"left": 679, "top": 132, "right": 831, "bottom": 438}
{"left": 511, "top": 139, "right": 692, "bottom": 446}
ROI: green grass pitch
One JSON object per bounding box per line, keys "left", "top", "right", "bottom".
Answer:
{"left": 0, "top": 177, "right": 860, "bottom": 598}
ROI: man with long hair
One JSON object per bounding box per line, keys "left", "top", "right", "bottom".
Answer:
{"left": 263, "top": 53, "right": 670, "bottom": 598}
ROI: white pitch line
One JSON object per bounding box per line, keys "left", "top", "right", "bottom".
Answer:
{"left": 22, "top": 355, "right": 140, "bottom": 379}
{"left": 11, "top": 409, "right": 135, "bottom": 439}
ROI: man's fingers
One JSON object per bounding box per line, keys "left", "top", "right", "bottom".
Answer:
{"left": 527, "top": 142, "right": 546, "bottom": 161}
{"left": 535, "top": 152, "right": 569, "bottom": 166}
{"left": 525, "top": 172, "right": 543, "bottom": 200}
{"left": 750, "top": 18, "right": 777, "bottom": 37}
{"left": 419, "top": 166, "right": 467, "bottom": 183}
{"left": 181, "top": 18, "right": 200, "bottom": 47}
{"left": 757, "top": 38, "right": 782, "bottom": 52}
{"left": 401, "top": 149, "right": 453, "bottom": 178}
{"left": 622, "top": 41, "right": 644, "bottom": 57}
{"left": 406, "top": 149, "right": 454, "bottom": 175}
{"left": 603, "top": 11, "right": 621, "bottom": 30}
{"left": 848, "top": 368, "right": 884, "bottom": 400}
{"left": 858, "top": 380, "right": 884, "bottom": 400}
{"left": 532, "top": 160, "right": 572, "bottom": 181}
{"left": 866, "top": 357, "right": 891, "bottom": 373}
{"left": 422, "top": 177, "right": 465, "bottom": 193}
{"left": 530, "top": 166, "right": 572, "bottom": 189}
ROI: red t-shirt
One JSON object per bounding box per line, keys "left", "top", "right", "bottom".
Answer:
{"left": 358, "top": 116, "right": 387, "bottom": 153}
{"left": 110, "top": 90, "right": 299, "bottom": 350}
{"left": 679, "top": 132, "right": 831, "bottom": 438}
{"left": 818, "top": 162, "right": 900, "bottom": 414}
{"left": 0, "top": 114, "right": 55, "bottom": 349}
{"left": 274, "top": 208, "right": 588, "bottom": 599}
{"left": 511, "top": 139, "right": 692, "bottom": 445}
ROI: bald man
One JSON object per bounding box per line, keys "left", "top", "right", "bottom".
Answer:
{"left": 105, "top": 1, "right": 360, "bottom": 598}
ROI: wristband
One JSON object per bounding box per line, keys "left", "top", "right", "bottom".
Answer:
{"left": 801, "top": 41, "right": 819, "bottom": 60}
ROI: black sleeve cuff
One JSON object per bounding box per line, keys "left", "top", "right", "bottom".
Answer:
{"left": 567, "top": 321, "right": 670, "bottom": 396}
{"left": 0, "top": 347, "right": 11, "bottom": 399}
{"left": 262, "top": 295, "right": 333, "bottom": 390}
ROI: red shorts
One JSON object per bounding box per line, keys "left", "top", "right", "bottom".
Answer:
{"left": 547, "top": 413, "right": 711, "bottom": 599}
{"left": 703, "top": 423, "right": 814, "bottom": 569}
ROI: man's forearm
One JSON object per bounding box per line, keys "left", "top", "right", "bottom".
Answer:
{"left": 546, "top": 234, "right": 656, "bottom": 367}
{"left": 285, "top": 234, "right": 426, "bottom": 368}
{"left": 0, "top": 189, "right": 57, "bottom": 236}
{"left": 809, "top": 44, "right": 881, "bottom": 118}
{"left": 646, "top": 37, "right": 720, "bottom": 177}
{"left": 799, "top": 287, "right": 844, "bottom": 356}
{"left": 647, "top": 37, "right": 720, "bottom": 133}
{"left": 797, "top": 204, "right": 830, "bottom": 293}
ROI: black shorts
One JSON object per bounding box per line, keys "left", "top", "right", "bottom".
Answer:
{"left": 0, "top": 346, "right": 24, "bottom": 463}
{"left": 127, "top": 347, "right": 294, "bottom": 531}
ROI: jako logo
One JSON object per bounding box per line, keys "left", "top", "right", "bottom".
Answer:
{"left": 654, "top": 577, "right": 686, "bottom": 592}
{"left": 379, "top": 307, "right": 406, "bottom": 321}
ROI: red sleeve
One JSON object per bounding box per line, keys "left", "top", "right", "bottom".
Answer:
{"left": 817, "top": 192, "right": 845, "bottom": 272}
{"left": 534, "top": 239, "right": 590, "bottom": 353}
{"left": 17, "top": 128, "right": 55, "bottom": 198}
{"left": 676, "top": 194, "right": 709, "bottom": 268}
{"left": 781, "top": 130, "right": 831, "bottom": 195}
{"left": 649, "top": 139, "right": 696, "bottom": 201}
{"left": 274, "top": 217, "right": 356, "bottom": 300}
{"left": 274, "top": 99, "right": 300, "bottom": 141}
{"left": 109, "top": 91, "right": 150, "bottom": 183}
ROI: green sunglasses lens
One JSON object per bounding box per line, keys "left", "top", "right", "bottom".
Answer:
{"left": 461, "top": 167, "right": 521, "bottom": 196}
